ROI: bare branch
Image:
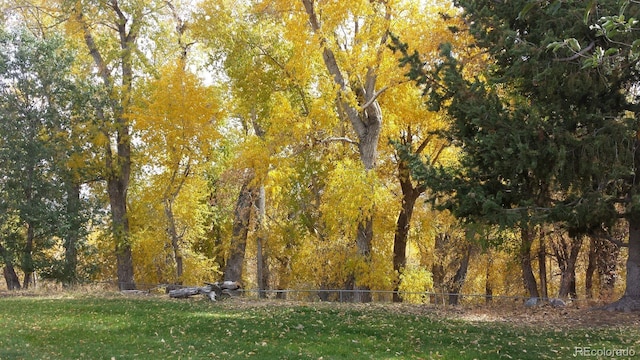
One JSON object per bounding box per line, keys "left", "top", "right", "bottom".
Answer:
{"left": 360, "top": 85, "right": 388, "bottom": 111}
{"left": 321, "top": 137, "right": 358, "bottom": 145}
{"left": 593, "top": 226, "right": 629, "bottom": 248}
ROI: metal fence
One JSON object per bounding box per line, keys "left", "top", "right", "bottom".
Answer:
{"left": 235, "top": 288, "right": 537, "bottom": 305}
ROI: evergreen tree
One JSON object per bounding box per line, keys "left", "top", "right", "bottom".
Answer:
{"left": 392, "top": 0, "right": 640, "bottom": 307}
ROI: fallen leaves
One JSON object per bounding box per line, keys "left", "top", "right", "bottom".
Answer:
{"left": 0, "top": 296, "right": 639, "bottom": 359}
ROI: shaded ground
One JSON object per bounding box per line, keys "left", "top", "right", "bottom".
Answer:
{"left": 198, "top": 296, "right": 640, "bottom": 330}
{"left": 449, "top": 302, "right": 640, "bottom": 329}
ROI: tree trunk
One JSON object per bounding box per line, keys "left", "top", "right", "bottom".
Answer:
{"left": 302, "top": 0, "right": 386, "bottom": 302}
{"left": 392, "top": 158, "right": 422, "bottom": 302}
{"left": 354, "top": 217, "right": 373, "bottom": 303}
{"left": 256, "top": 186, "right": 269, "bottom": 299}
{"left": 585, "top": 237, "right": 597, "bottom": 299}
{"left": 538, "top": 234, "right": 548, "bottom": 300}
{"left": 557, "top": 238, "right": 582, "bottom": 298}
{"left": 22, "top": 223, "right": 35, "bottom": 289}
{"left": 596, "top": 237, "right": 619, "bottom": 298}
{"left": 485, "top": 255, "right": 493, "bottom": 303}
{"left": 624, "top": 219, "right": 640, "bottom": 298}
{"left": 63, "top": 183, "right": 81, "bottom": 285}
{"left": 603, "top": 217, "right": 640, "bottom": 311}
{"left": 553, "top": 233, "right": 583, "bottom": 299}
{"left": 223, "top": 178, "right": 256, "bottom": 282}
{"left": 162, "top": 159, "right": 192, "bottom": 283}
{"left": 74, "top": 1, "right": 138, "bottom": 291}
{"left": 520, "top": 227, "right": 539, "bottom": 298}
{"left": 448, "top": 244, "right": 472, "bottom": 305}
{"left": 109, "top": 178, "right": 135, "bottom": 290}
{"left": 3, "top": 265, "right": 21, "bottom": 290}
{"left": 164, "top": 199, "right": 183, "bottom": 282}
{"left": 0, "top": 243, "right": 20, "bottom": 290}
{"left": 164, "top": 199, "right": 184, "bottom": 284}
{"left": 431, "top": 233, "right": 447, "bottom": 304}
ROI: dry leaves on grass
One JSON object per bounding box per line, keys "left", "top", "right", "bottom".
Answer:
{"left": 210, "top": 297, "right": 640, "bottom": 330}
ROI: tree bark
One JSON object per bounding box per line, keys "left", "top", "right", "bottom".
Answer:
{"left": 558, "top": 237, "right": 582, "bottom": 299}
{"left": 223, "top": 177, "right": 256, "bottom": 282}
{"left": 431, "top": 233, "right": 447, "bottom": 304}
{"left": 538, "top": 233, "right": 548, "bottom": 300}
{"left": 520, "top": 227, "right": 539, "bottom": 298}
{"left": 164, "top": 199, "right": 183, "bottom": 282}
{"left": 485, "top": 255, "right": 493, "bottom": 303}
{"left": 256, "top": 186, "right": 269, "bottom": 299}
{"left": 392, "top": 157, "right": 423, "bottom": 302}
{"left": 448, "top": 244, "right": 472, "bottom": 305}
{"left": 109, "top": 181, "right": 135, "bottom": 290}
{"left": 63, "top": 183, "right": 81, "bottom": 285}
{"left": 596, "top": 237, "right": 619, "bottom": 298}
{"left": 162, "top": 163, "right": 191, "bottom": 283}
{"left": 552, "top": 232, "right": 583, "bottom": 299}
{"left": 585, "top": 237, "right": 597, "bottom": 299}
{"left": 22, "top": 223, "right": 35, "bottom": 289}
{"left": 3, "top": 265, "right": 21, "bottom": 290}
{"left": 603, "top": 217, "right": 640, "bottom": 311}
{"left": 624, "top": 219, "right": 640, "bottom": 298}
{"left": 354, "top": 218, "right": 373, "bottom": 303}
{"left": 0, "top": 243, "right": 20, "bottom": 290}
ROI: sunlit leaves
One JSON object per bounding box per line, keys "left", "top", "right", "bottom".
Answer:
{"left": 128, "top": 58, "right": 223, "bottom": 284}
{"left": 321, "top": 159, "right": 376, "bottom": 236}
{"left": 398, "top": 267, "right": 434, "bottom": 303}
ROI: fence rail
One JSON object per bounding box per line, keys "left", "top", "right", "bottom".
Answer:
{"left": 233, "top": 288, "right": 574, "bottom": 304}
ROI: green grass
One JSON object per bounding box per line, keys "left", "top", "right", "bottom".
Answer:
{"left": 0, "top": 295, "right": 637, "bottom": 359}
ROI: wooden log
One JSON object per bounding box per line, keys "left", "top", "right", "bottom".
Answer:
{"left": 169, "top": 287, "right": 204, "bottom": 299}
{"left": 204, "top": 281, "right": 242, "bottom": 299}
{"left": 169, "top": 282, "right": 241, "bottom": 301}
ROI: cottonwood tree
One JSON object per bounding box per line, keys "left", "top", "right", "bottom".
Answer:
{"left": 248, "top": 0, "right": 471, "bottom": 302}
{"left": 63, "top": 0, "right": 169, "bottom": 290}
{"left": 128, "top": 0, "right": 223, "bottom": 285}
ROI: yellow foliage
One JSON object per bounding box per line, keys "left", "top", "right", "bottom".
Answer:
{"left": 180, "top": 251, "right": 222, "bottom": 285}
{"left": 290, "top": 234, "right": 355, "bottom": 289}
{"left": 320, "top": 159, "right": 377, "bottom": 237}
{"left": 133, "top": 61, "right": 222, "bottom": 160}
{"left": 398, "top": 266, "right": 434, "bottom": 304}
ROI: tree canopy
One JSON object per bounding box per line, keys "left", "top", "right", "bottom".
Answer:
{"left": 0, "top": 0, "right": 636, "bottom": 309}
{"left": 392, "top": 0, "right": 640, "bottom": 308}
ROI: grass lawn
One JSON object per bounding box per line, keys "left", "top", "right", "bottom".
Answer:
{"left": 0, "top": 294, "right": 638, "bottom": 359}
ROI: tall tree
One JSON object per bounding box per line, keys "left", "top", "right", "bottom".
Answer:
{"left": 299, "top": 0, "right": 386, "bottom": 301}
{"left": 0, "top": 29, "right": 95, "bottom": 288}
{"left": 392, "top": 0, "right": 638, "bottom": 303}
{"left": 65, "top": 0, "right": 164, "bottom": 289}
